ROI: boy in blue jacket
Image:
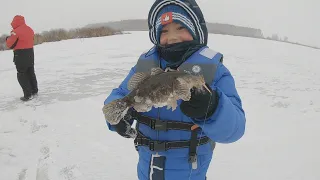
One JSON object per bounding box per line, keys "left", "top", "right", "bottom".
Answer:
{"left": 103, "top": 0, "right": 246, "bottom": 179}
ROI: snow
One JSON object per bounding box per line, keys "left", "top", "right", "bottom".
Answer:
{"left": 0, "top": 31, "right": 319, "bottom": 180}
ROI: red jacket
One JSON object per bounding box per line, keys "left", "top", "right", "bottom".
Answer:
{"left": 6, "top": 15, "right": 34, "bottom": 50}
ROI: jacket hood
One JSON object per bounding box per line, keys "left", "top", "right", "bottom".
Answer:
{"left": 11, "top": 15, "right": 26, "bottom": 29}
{"left": 148, "top": 0, "right": 208, "bottom": 45}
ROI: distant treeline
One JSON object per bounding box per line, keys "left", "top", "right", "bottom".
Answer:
{"left": 0, "top": 27, "right": 121, "bottom": 51}
{"left": 86, "top": 19, "right": 264, "bottom": 38}
{"left": 86, "top": 19, "right": 319, "bottom": 50}
{"left": 1, "top": 19, "right": 318, "bottom": 51}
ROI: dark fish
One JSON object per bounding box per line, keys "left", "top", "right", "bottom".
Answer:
{"left": 102, "top": 67, "right": 209, "bottom": 125}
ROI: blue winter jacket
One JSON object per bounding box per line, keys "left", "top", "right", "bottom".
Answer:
{"left": 104, "top": 46, "right": 246, "bottom": 180}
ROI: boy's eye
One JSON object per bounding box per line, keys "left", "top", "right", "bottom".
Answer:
{"left": 161, "top": 29, "right": 168, "bottom": 33}
{"left": 177, "top": 26, "right": 185, "bottom": 30}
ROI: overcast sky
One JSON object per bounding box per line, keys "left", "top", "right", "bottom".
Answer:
{"left": 1, "top": 0, "right": 319, "bottom": 47}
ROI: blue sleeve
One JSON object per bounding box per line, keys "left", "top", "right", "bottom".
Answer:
{"left": 191, "top": 63, "right": 246, "bottom": 143}
{"left": 104, "top": 66, "right": 137, "bottom": 131}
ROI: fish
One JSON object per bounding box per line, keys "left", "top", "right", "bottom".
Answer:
{"left": 102, "top": 67, "right": 210, "bottom": 125}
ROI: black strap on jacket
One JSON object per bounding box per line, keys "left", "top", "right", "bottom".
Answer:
{"left": 132, "top": 111, "right": 195, "bottom": 131}
{"left": 10, "top": 38, "right": 19, "bottom": 49}
{"left": 131, "top": 111, "right": 214, "bottom": 164}
{"left": 134, "top": 131, "right": 210, "bottom": 151}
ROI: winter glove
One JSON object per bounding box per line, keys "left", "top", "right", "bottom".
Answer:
{"left": 112, "top": 109, "right": 137, "bottom": 138}
{"left": 113, "top": 120, "right": 137, "bottom": 138}
{"left": 180, "top": 84, "right": 219, "bottom": 120}
{"left": 6, "top": 31, "right": 16, "bottom": 40}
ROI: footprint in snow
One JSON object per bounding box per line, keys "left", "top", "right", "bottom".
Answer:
{"left": 18, "top": 168, "right": 27, "bottom": 180}
{"left": 31, "top": 121, "right": 48, "bottom": 133}
{"left": 36, "top": 146, "right": 51, "bottom": 180}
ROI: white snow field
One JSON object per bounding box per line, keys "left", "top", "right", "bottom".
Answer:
{"left": 0, "top": 31, "right": 319, "bottom": 180}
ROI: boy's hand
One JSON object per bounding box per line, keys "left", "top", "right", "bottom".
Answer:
{"left": 112, "top": 108, "right": 137, "bottom": 138}
{"left": 113, "top": 120, "right": 137, "bottom": 138}
{"left": 180, "top": 84, "right": 219, "bottom": 120}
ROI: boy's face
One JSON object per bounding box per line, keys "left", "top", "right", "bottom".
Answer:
{"left": 160, "top": 22, "right": 194, "bottom": 46}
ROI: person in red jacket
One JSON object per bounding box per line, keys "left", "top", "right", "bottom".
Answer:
{"left": 6, "top": 15, "right": 38, "bottom": 101}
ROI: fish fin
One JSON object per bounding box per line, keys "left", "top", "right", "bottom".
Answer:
{"left": 150, "top": 67, "right": 165, "bottom": 76}
{"left": 167, "top": 98, "right": 178, "bottom": 111}
{"left": 127, "top": 72, "right": 149, "bottom": 91}
{"left": 175, "top": 78, "right": 192, "bottom": 101}
{"left": 134, "top": 96, "right": 143, "bottom": 103}
{"left": 133, "top": 103, "right": 152, "bottom": 112}
{"left": 102, "top": 99, "right": 129, "bottom": 125}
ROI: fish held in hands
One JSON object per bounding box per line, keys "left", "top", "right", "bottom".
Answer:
{"left": 102, "top": 67, "right": 209, "bottom": 125}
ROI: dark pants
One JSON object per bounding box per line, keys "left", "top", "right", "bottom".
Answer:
{"left": 14, "top": 48, "right": 38, "bottom": 98}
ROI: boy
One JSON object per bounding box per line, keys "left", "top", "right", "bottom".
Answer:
{"left": 103, "top": 0, "right": 246, "bottom": 179}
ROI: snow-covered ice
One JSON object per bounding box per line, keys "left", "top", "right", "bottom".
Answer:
{"left": 0, "top": 31, "right": 319, "bottom": 179}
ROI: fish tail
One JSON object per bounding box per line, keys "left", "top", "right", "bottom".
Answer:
{"left": 102, "top": 98, "right": 131, "bottom": 125}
